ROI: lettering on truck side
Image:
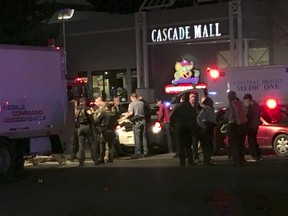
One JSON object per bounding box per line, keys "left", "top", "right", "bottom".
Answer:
{"left": 232, "top": 78, "right": 283, "bottom": 92}
{"left": 0, "top": 104, "right": 46, "bottom": 123}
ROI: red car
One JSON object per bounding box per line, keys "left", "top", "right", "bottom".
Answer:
{"left": 214, "top": 105, "right": 288, "bottom": 157}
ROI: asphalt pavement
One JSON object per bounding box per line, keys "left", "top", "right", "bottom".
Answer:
{"left": 1, "top": 153, "right": 288, "bottom": 216}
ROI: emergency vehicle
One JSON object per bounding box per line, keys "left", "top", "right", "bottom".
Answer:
{"left": 206, "top": 65, "right": 288, "bottom": 157}
{"left": 0, "top": 44, "right": 74, "bottom": 182}
{"left": 67, "top": 77, "right": 92, "bottom": 102}
{"left": 205, "top": 65, "right": 288, "bottom": 110}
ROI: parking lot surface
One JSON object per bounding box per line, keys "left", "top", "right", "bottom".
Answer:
{"left": 1, "top": 153, "right": 288, "bottom": 216}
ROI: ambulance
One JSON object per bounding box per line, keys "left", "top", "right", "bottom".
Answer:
{"left": 206, "top": 65, "right": 288, "bottom": 157}
{"left": 205, "top": 65, "right": 288, "bottom": 110}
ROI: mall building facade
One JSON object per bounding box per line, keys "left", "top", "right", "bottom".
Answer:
{"left": 52, "top": 0, "right": 288, "bottom": 101}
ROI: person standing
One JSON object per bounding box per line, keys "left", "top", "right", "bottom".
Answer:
{"left": 69, "top": 99, "right": 79, "bottom": 162}
{"left": 197, "top": 97, "right": 217, "bottom": 165}
{"left": 112, "top": 96, "right": 126, "bottom": 119}
{"left": 243, "top": 93, "right": 262, "bottom": 161}
{"left": 76, "top": 97, "right": 99, "bottom": 166}
{"left": 157, "top": 99, "right": 173, "bottom": 153}
{"left": 138, "top": 95, "right": 152, "bottom": 150}
{"left": 170, "top": 93, "right": 199, "bottom": 167}
{"left": 111, "top": 96, "right": 127, "bottom": 157}
{"left": 224, "top": 91, "right": 247, "bottom": 167}
{"left": 189, "top": 93, "right": 202, "bottom": 162}
{"left": 101, "top": 103, "right": 118, "bottom": 163}
{"left": 122, "top": 93, "right": 148, "bottom": 158}
{"left": 138, "top": 95, "right": 152, "bottom": 122}
{"left": 93, "top": 96, "right": 106, "bottom": 163}
{"left": 170, "top": 95, "right": 186, "bottom": 159}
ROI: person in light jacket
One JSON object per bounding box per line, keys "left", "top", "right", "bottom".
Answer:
{"left": 197, "top": 97, "right": 217, "bottom": 165}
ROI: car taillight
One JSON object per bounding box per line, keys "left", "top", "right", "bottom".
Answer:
{"left": 152, "top": 121, "right": 162, "bottom": 133}
{"left": 266, "top": 98, "right": 277, "bottom": 109}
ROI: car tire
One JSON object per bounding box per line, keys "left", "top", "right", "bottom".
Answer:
{"left": 273, "top": 134, "right": 288, "bottom": 157}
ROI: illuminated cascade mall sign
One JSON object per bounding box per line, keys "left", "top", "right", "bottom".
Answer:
{"left": 164, "top": 59, "right": 206, "bottom": 94}
{"left": 151, "top": 22, "right": 222, "bottom": 43}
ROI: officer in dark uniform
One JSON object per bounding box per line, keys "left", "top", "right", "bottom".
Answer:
{"left": 76, "top": 97, "right": 99, "bottom": 166}
{"left": 93, "top": 96, "right": 106, "bottom": 163}
{"left": 170, "top": 93, "right": 199, "bottom": 167}
{"left": 111, "top": 97, "right": 128, "bottom": 157}
{"left": 101, "top": 103, "right": 118, "bottom": 163}
{"left": 69, "top": 99, "right": 79, "bottom": 161}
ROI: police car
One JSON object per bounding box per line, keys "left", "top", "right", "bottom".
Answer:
{"left": 115, "top": 103, "right": 169, "bottom": 153}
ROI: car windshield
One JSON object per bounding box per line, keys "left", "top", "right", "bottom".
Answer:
{"left": 261, "top": 108, "right": 288, "bottom": 124}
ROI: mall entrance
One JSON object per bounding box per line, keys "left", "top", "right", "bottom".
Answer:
{"left": 78, "top": 68, "right": 137, "bottom": 102}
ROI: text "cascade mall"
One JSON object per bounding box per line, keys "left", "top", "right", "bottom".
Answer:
{"left": 151, "top": 22, "right": 221, "bottom": 43}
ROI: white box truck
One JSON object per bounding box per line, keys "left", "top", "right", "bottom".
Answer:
{"left": 205, "top": 65, "right": 288, "bottom": 110}
{"left": 0, "top": 44, "right": 74, "bottom": 182}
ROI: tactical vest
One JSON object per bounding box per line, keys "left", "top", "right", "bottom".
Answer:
{"left": 102, "top": 110, "right": 118, "bottom": 131}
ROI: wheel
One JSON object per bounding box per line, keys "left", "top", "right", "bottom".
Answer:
{"left": 0, "top": 138, "right": 24, "bottom": 183}
{"left": 0, "top": 145, "right": 12, "bottom": 173}
{"left": 273, "top": 134, "right": 288, "bottom": 157}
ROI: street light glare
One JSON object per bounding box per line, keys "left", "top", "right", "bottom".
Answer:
{"left": 58, "top": 8, "right": 75, "bottom": 20}
{"left": 57, "top": 8, "right": 75, "bottom": 51}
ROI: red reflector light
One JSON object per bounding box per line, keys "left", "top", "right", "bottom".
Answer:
{"left": 209, "top": 69, "right": 220, "bottom": 79}
{"left": 266, "top": 99, "right": 277, "bottom": 109}
{"left": 75, "top": 77, "right": 85, "bottom": 83}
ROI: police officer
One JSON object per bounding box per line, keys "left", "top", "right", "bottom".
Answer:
{"left": 76, "top": 97, "right": 99, "bottom": 166}
{"left": 102, "top": 103, "right": 118, "bottom": 163}
{"left": 170, "top": 93, "right": 199, "bottom": 167}
{"left": 111, "top": 97, "right": 127, "bottom": 157}
{"left": 122, "top": 93, "right": 148, "bottom": 158}
{"left": 69, "top": 99, "right": 79, "bottom": 162}
{"left": 93, "top": 96, "right": 106, "bottom": 163}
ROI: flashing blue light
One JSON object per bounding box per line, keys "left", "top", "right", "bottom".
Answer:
{"left": 164, "top": 101, "right": 171, "bottom": 107}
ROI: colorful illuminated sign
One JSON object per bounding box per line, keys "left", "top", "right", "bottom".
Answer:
{"left": 172, "top": 59, "right": 200, "bottom": 85}
{"left": 164, "top": 59, "right": 205, "bottom": 94}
